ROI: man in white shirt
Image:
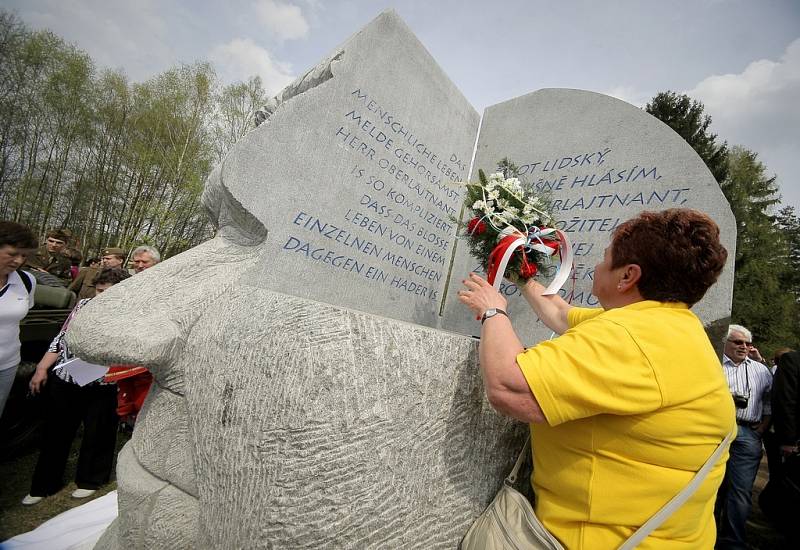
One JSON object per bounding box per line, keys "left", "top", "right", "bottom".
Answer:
{"left": 0, "top": 221, "right": 38, "bottom": 418}
{"left": 131, "top": 245, "right": 160, "bottom": 273}
{"left": 716, "top": 324, "right": 773, "bottom": 549}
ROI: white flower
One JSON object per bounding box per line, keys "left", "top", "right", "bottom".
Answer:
{"left": 498, "top": 210, "right": 515, "bottom": 224}
{"left": 487, "top": 189, "right": 500, "bottom": 200}
{"left": 489, "top": 172, "right": 504, "bottom": 181}
{"left": 472, "top": 200, "right": 487, "bottom": 211}
{"left": 504, "top": 178, "right": 523, "bottom": 197}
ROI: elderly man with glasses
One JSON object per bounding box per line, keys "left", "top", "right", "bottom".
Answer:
{"left": 715, "top": 324, "right": 773, "bottom": 549}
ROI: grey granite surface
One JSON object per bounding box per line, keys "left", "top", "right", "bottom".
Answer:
{"left": 442, "top": 88, "right": 736, "bottom": 344}
{"left": 71, "top": 236, "right": 524, "bottom": 548}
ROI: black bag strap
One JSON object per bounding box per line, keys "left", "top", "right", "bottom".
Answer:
{"left": 17, "top": 269, "right": 33, "bottom": 294}
{"left": 0, "top": 269, "right": 32, "bottom": 298}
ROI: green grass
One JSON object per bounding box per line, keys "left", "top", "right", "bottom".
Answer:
{"left": 0, "top": 429, "right": 130, "bottom": 541}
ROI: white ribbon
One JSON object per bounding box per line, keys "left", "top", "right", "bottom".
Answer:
{"left": 542, "top": 229, "right": 573, "bottom": 296}
{"left": 491, "top": 229, "right": 574, "bottom": 296}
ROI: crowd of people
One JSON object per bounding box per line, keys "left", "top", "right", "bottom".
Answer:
{"left": 0, "top": 221, "right": 159, "bottom": 505}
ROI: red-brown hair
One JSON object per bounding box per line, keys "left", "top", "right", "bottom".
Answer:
{"left": 611, "top": 209, "right": 728, "bottom": 305}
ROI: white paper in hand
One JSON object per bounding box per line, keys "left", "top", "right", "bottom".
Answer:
{"left": 56, "top": 357, "right": 109, "bottom": 386}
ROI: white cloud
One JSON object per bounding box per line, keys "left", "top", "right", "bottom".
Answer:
{"left": 17, "top": 0, "right": 172, "bottom": 82}
{"left": 687, "top": 38, "right": 800, "bottom": 209}
{"left": 687, "top": 39, "right": 800, "bottom": 132}
{"left": 209, "top": 38, "right": 296, "bottom": 93}
{"left": 253, "top": 0, "right": 309, "bottom": 41}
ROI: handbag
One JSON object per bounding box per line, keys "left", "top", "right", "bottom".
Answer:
{"left": 460, "top": 431, "right": 733, "bottom": 550}
{"left": 460, "top": 435, "right": 561, "bottom": 550}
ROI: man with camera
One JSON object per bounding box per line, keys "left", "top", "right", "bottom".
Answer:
{"left": 716, "top": 324, "right": 773, "bottom": 549}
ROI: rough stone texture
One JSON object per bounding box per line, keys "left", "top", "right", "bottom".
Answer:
{"left": 66, "top": 11, "right": 738, "bottom": 550}
{"left": 70, "top": 236, "right": 524, "bottom": 548}
{"left": 130, "top": 383, "right": 196, "bottom": 496}
{"left": 186, "top": 290, "right": 525, "bottom": 547}
{"left": 95, "top": 444, "right": 199, "bottom": 549}
{"left": 442, "top": 89, "right": 737, "bottom": 345}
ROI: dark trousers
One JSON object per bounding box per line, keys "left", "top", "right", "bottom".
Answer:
{"left": 763, "top": 430, "right": 782, "bottom": 481}
{"left": 29, "top": 374, "right": 118, "bottom": 496}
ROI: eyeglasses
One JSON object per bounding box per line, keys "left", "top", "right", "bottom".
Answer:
{"left": 728, "top": 339, "right": 753, "bottom": 346}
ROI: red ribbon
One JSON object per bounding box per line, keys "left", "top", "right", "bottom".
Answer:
{"left": 486, "top": 234, "right": 561, "bottom": 286}
{"left": 486, "top": 235, "right": 522, "bottom": 287}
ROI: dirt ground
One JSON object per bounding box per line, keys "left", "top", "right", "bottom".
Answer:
{"left": 0, "top": 430, "right": 129, "bottom": 542}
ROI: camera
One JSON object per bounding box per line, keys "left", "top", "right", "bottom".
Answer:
{"left": 732, "top": 393, "right": 749, "bottom": 409}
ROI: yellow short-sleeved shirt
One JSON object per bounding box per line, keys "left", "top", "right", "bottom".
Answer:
{"left": 516, "top": 301, "right": 735, "bottom": 549}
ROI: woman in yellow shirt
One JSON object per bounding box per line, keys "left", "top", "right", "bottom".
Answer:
{"left": 459, "top": 208, "right": 735, "bottom": 549}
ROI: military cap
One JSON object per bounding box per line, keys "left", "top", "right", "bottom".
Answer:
{"left": 46, "top": 228, "right": 72, "bottom": 242}
{"left": 103, "top": 247, "right": 127, "bottom": 258}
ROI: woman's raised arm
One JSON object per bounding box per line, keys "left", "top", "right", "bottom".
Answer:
{"left": 519, "top": 279, "right": 572, "bottom": 335}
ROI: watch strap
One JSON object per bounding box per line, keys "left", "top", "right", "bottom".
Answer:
{"left": 481, "top": 308, "right": 508, "bottom": 324}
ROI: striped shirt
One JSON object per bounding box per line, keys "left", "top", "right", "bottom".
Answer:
{"left": 48, "top": 298, "right": 111, "bottom": 385}
{"left": 722, "top": 355, "right": 772, "bottom": 423}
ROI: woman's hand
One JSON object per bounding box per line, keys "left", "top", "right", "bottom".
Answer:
{"left": 29, "top": 351, "right": 58, "bottom": 395}
{"left": 458, "top": 272, "right": 507, "bottom": 319}
{"left": 29, "top": 366, "right": 49, "bottom": 395}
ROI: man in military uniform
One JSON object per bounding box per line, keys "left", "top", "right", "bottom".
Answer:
{"left": 69, "top": 262, "right": 99, "bottom": 300}
{"left": 100, "top": 247, "right": 126, "bottom": 269}
{"left": 26, "top": 229, "right": 73, "bottom": 286}
{"left": 70, "top": 247, "right": 126, "bottom": 300}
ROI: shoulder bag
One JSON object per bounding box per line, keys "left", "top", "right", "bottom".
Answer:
{"left": 460, "top": 431, "right": 733, "bottom": 550}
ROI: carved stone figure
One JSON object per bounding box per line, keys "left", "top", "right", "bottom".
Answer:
{"left": 68, "top": 10, "right": 735, "bottom": 549}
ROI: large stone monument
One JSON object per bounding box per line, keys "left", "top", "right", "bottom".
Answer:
{"left": 441, "top": 89, "right": 737, "bottom": 345}
{"left": 68, "top": 10, "right": 735, "bottom": 549}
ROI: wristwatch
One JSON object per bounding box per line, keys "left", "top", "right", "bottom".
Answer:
{"left": 481, "top": 308, "right": 508, "bottom": 324}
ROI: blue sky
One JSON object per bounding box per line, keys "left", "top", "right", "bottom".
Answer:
{"left": 3, "top": 0, "right": 799, "bottom": 211}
